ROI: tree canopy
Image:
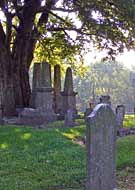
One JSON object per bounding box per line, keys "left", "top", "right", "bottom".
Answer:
{"left": 1, "top": 0, "right": 135, "bottom": 62}
{"left": 1, "top": 0, "right": 135, "bottom": 115}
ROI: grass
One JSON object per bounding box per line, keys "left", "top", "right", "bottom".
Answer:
{"left": 0, "top": 115, "right": 134, "bottom": 190}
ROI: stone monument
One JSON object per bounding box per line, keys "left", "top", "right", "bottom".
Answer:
{"left": 64, "top": 108, "right": 75, "bottom": 127}
{"left": 54, "top": 65, "right": 62, "bottom": 114}
{"left": 86, "top": 104, "right": 117, "bottom": 190}
{"left": 30, "top": 62, "right": 42, "bottom": 107}
{"left": 34, "top": 61, "right": 56, "bottom": 121}
{"left": 61, "top": 67, "right": 77, "bottom": 117}
{"left": 116, "top": 105, "right": 125, "bottom": 129}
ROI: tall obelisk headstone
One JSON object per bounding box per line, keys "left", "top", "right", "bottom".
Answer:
{"left": 54, "top": 65, "right": 62, "bottom": 113}
{"left": 30, "top": 62, "right": 42, "bottom": 107}
{"left": 35, "top": 61, "right": 56, "bottom": 121}
{"left": 86, "top": 104, "right": 117, "bottom": 190}
{"left": 61, "top": 67, "right": 77, "bottom": 116}
{"left": 41, "top": 61, "right": 51, "bottom": 87}
{"left": 32, "top": 63, "right": 42, "bottom": 90}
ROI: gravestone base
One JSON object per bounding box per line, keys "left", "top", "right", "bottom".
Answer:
{"left": 18, "top": 108, "right": 56, "bottom": 126}
{"left": 34, "top": 87, "right": 57, "bottom": 121}
{"left": 29, "top": 91, "right": 36, "bottom": 108}
{"left": 61, "top": 92, "right": 77, "bottom": 117}
{"left": 64, "top": 109, "right": 75, "bottom": 127}
{"left": 116, "top": 105, "right": 125, "bottom": 129}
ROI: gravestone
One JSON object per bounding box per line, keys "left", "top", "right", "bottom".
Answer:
{"left": 41, "top": 61, "right": 51, "bottom": 87}
{"left": 54, "top": 65, "right": 62, "bottom": 114}
{"left": 86, "top": 104, "right": 117, "bottom": 190}
{"left": 61, "top": 67, "right": 77, "bottom": 117}
{"left": 116, "top": 105, "right": 125, "bottom": 129}
{"left": 64, "top": 109, "right": 74, "bottom": 127}
{"left": 34, "top": 61, "right": 56, "bottom": 121}
{"left": 30, "top": 62, "right": 42, "bottom": 107}
{"left": 18, "top": 108, "right": 48, "bottom": 125}
{"left": 32, "top": 62, "right": 42, "bottom": 90}
{"left": 26, "top": 61, "right": 56, "bottom": 123}
{"left": 99, "top": 95, "right": 111, "bottom": 106}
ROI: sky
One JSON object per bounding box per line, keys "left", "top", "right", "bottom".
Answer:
{"left": 116, "top": 50, "right": 135, "bottom": 69}
{"left": 85, "top": 49, "right": 135, "bottom": 69}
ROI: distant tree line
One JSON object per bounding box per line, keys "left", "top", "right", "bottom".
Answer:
{"left": 74, "top": 61, "right": 135, "bottom": 112}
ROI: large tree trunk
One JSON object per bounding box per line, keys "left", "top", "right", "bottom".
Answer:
{"left": 13, "top": 65, "right": 31, "bottom": 108}
{"left": 12, "top": 37, "right": 35, "bottom": 108}
{"left": 0, "top": 52, "right": 16, "bottom": 117}
{"left": 0, "top": 0, "right": 57, "bottom": 116}
{"left": 0, "top": 40, "right": 34, "bottom": 116}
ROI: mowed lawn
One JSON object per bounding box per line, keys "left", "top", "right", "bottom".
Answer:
{"left": 0, "top": 116, "right": 135, "bottom": 190}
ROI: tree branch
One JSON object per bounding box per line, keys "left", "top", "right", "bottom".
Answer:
{"left": 49, "top": 11, "right": 68, "bottom": 23}
{"left": 46, "top": 26, "right": 93, "bottom": 36}
{"left": 52, "top": 7, "right": 76, "bottom": 13}
{"left": 0, "top": 0, "right": 5, "bottom": 10}
{"left": 0, "top": 21, "right": 6, "bottom": 48}
{"left": 12, "top": 1, "right": 23, "bottom": 20}
{"left": 38, "top": 0, "right": 59, "bottom": 26}
{"left": 37, "top": 6, "right": 75, "bottom": 13}
{"left": 5, "top": 13, "right": 12, "bottom": 50}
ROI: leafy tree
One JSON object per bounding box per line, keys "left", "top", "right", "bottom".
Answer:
{"left": 0, "top": 0, "right": 135, "bottom": 115}
{"left": 74, "top": 61, "right": 134, "bottom": 111}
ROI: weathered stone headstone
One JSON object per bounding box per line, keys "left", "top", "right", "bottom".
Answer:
{"left": 99, "top": 95, "right": 111, "bottom": 105}
{"left": 116, "top": 105, "right": 125, "bottom": 129}
{"left": 18, "top": 108, "right": 49, "bottom": 125}
{"left": 32, "top": 62, "right": 42, "bottom": 90}
{"left": 30, "top": 63, "right": 42, "bottom": 107}
{"left": 61, "top": 67, "right": 77, "bottom": 117}
{"left": 54, "top": 65, "right": 62, "bottom": 114}
{"left": 64, "top": 109, "right": 74, "bottom": 127}
{"left": 41, "top": 61, "right": 52, "bottom": 87}
{"left": 86, "top": 104, "right": 117, "bottom": 190}
{"left": 34, "top": 61, "right": 56, "bottom": 121}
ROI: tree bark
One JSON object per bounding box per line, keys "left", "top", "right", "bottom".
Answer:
{"left": 0, "top": 0, "right": 58, "bottom": 116}
{"left": 0, "top": 51, "right": 17, "bottom": 117}
{"left": 12, "top": 34, "right": 36, "bottom": 107}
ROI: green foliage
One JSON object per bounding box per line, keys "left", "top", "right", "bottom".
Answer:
{"left": 34, "top": 31, "right": 80, "bottom": 66}
{"left": 2, "top": 0, "right": 135, "bottom": 70}
{"left": 123, "top": 114, "right": 135, "bottom": 128}
{"left": 73, "top": 0, "right": 135, "bottom": 58}
{"left": 74, "top": 61, "right": 134, "bottom": 111}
